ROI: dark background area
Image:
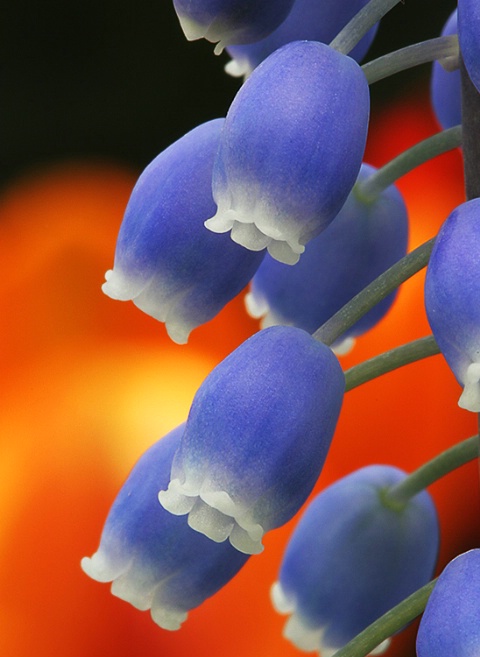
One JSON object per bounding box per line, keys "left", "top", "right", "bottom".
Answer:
{"left": 0, "top": 0, "right": 457, "bottom": 187}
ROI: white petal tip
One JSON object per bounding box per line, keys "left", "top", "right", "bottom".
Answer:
{"left": 332, "top": 336, "right": 356, "bottom": 356}
{"left": 459, "top": 362, "right": 480, "bottom": 412}
{"left": 160, "top": 478, "right": 264, "bottom": 554}
{"left": 224, "top": 59, "right": 250, "bottom": 78}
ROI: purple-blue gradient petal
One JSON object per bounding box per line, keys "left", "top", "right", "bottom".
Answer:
{"left": 159, "top": 326, "right": 345, "bottom": 554}
{"left": 425, "top": 199, "right": 480, "bottom": 411}
{"left": 172, "top": 0, "right": 295, "bottom": 50}
{"left": 206, "top": 41, "right": 369, "bottom": 265}
{"left": 273, "top": 465, "right": 438, "bottom": 654}
{"left": 458, "top": 0, "right": 480, "bottom": 93}
{"left": 416, "top": 549, "right": 480, "bottom": 657}
{"left": 246, "top": 163, "right": 408, "bottom": 344}
{"left": 102, "top": 119, "right": 264, "bottom": 344}
{"left": 431, "top": 10, "right": 461, "bottom": 130}
{"left": 81, "top": 425, "right": 249, "bottom": 630}
{"left": 226, "top": 0, "right": 378, "bottom": 78}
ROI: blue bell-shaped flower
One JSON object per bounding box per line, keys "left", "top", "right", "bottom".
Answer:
{"left": 245, "top": 163, "right": 408, "bottom": 352}
{"left": 271, "top": 465, "right": 439, "bottom": 656}
{"left": 102, "top": 119, "right": 264, "bottom": 344}
{"left": 159, "top": 326, "right": 345, "bottom": 555}
{"left": 416, "top": 549, "right": 480, "bottom": 657}
{"left": 81, "top": 424, "right": 249, "bottom": 630}
{"left": 205, "top": 40, "right": 370, "bottom": 265}
{"left": 225, "top": 0, "right": 378, "bottom": 78}
{"left": 425, "top": 199, "right": 480, "bottom": 411}
{"left": 172, "top": 0, "right": 296, "bottom": 53}
{"left": 458, "top": 0, "right": 480, "bottom": 93}
{"left": 430, "top": 10, "right": 461, "bottom": 130}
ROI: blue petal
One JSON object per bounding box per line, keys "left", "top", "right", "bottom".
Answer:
{"left": 272, "top": 465, "right": 439, "bottom": 654}
{"left": 205, "top": 41, "right": 370, "bottom": 265}
{"left": 425, "top": 199, "right": 480, "bottom": 411}
{"left": 102, "top": 119, "right": 264, "bottom": 344}
{"left": 416, "top": 549, "right": 480, "bottom": 657}
{"left": 458, "top": 0, "right": 480, "bottom": 93}
{"left": 172, "top": 0, "right": 296, "bottom": 52}
{"left": 226, "top": 0, "right": 378, "bottom": 78}
{"left": 82, "top": 424, "right": 249, "bottom": 630}
{"left": 245, "top": 163, "right": 408, "bottom": 351}
{"left": 430, "top": 10, "right": 461, "bottom": 130}
{"left": 159, "top": 326, "right": 345, "bottom": 554}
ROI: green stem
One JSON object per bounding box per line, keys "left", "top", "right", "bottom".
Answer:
{"left": 384, "top": 434, "right": 479, "bottom": 507}
{"left": 332, "top": 579, "right": 437, "bottom": 657}
{"left": 330, "top": 0, "right": 401, "bottom": 56}
{"left": 312, "top": 238, "right": 435, "bottom": 347}
{"left": 363, "top": 34, "right": 459, "bottom": 85}
{"left": 356, "top": 126, "right": 462, "bottom": 202}
{"left": 345, "top": 335, "right": 440, "bottom": 392}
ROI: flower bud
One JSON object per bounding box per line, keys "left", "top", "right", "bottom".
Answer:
{"left": 102, "top": 119, "right": 264, "bottom": 344}
{"left": 205, "top": 41, "right": 370, "bottom": 265}
{"left": 159, "top": 326, "right": 345, "bottom": 555}
{"left": 425, "top": 199, "right": 480, "bottom": 411}
{"left": 225, "top": 0, "right": 378, "bottom": 78}
{"left": 82, "top": 424, "right": 249, "bottom": 630}
{"left": 272, "top": 465, "right": 439, "bottom": 656}
{"left": 172, "top": 0, "right": 296, "bottom": 53}
{"left": 416, "top": 549, "right": 480, "bottom": 657}
{"left": 245, "top": 163, "right": 408, "bottom": 352}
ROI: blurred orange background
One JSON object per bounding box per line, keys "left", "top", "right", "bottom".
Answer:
{"left": 0, "top": 88, "right": 477, "bottom": 657}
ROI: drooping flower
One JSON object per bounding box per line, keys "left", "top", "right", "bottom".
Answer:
{"left": 245, "top": 163, "right": 408, "bottom": 353}
{"left": 430, "top": 10, "right": 461, "bottom": 130}
{"left": 416, "top": 549, "right": 480, "bottom": 657}
{"left": 82, "top": 424, "right": 249, "bottom": 630}
{"left": 225, "top": 0, "right": 378, "bottom": 78}
{"left": 172, "top": 0, "right": 296, "bottom": 53}
{"left": 425, "top": 199, "right": 480, "bottom": 411}
{"left": 458, "top": 0, "right": 480, "bottom": 93}
{"left": 271, "top": 465, "right": 439, "bottom": 656}
{"left": 102, "top": 119, "right": 264, "bottom": 344}
{"left": 205, "top": 41, "right": 370, "bottom": 265}
{"left": 159, "top": 326, "right": 345, "bottom": 555}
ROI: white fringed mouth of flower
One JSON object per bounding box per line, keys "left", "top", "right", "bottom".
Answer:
{"left": 159, "top": 478, "right": 265, "bottom": 555}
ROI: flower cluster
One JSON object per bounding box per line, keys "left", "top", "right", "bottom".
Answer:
{"left": 85, "top": 0, "right": 480, "bottom": 654}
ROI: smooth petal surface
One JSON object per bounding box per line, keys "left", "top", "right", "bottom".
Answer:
{"left": 82, "top": 424, "right": 249, "bottom": 630}
{"left": 272, "top": 466, "right": 439, "bottom": 655}
{"left": 172, "top": 0, "right": 295, "bottom": 52}
{"left": 458, "top": 0, "right": 480, "bottom": 93}
{"left": 430, "top": 10, "right": 461, "bottom": 130}
{"left": 425, "top": 199, "right": 480, "bottom": 411}
{"left": 102, "top": 119, "right": 264, "bottom": 344}
{"left": 225, "top": 0, "right": 378, "bottom": 78}
{"left": 205, "top": 41, "right": 370, "bottom": 265}
{"left": 245, "top": 163, "right": 408, "bottom": 351}
{"left": 159, "top": 326, "right": 345, "bottom": 554}
{"left": 416, "top": 549, "right": 480, "bottom": 657}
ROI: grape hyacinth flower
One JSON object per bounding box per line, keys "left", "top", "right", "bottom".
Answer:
{"left": 102, "top": 119, "right": 264, "bottom": 344}
{"left": 271, "top": 466, "right": 439, "bottom": 656}
{"left": 416, "top": 549, "right": 480, "bottom": 657}
{"left": 458, "top": 0, "right": 480, "bottom": 93}
{"left": 159, "top": 326, "right": 345, "bottom": 555}
{"left": 172, "top": 0, "right": 296, "bottom": 53}
{"left": 425, "top": 199, "right": 480, "bottom": 411}
{"left": 81, "top": 425, "right": 249, "bottom": 631}
{"left": 225, "top": 0, "right": 378, "bottom": 78}
{"left": 430, "top": 10, "right": 461, "bottom": 130}
{"left": 245, "top": 163, "right": 408, "bottom": 353}
{"left": 205, "top": 41, "right": 370, "bottom": 265}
